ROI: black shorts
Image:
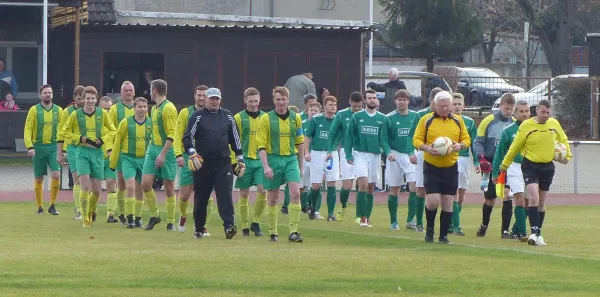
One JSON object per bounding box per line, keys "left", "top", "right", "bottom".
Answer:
{"left": 521, "top": 158, "right": 555, "bottom": 191}
{"left": 423, "top": 161, "right": 458, "bottom": 196}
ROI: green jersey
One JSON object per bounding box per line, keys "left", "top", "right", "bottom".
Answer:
{"left": 328, "top": 107, "right": 359, "bottom": 153}
{"left": 458, "top": 114, "right": 479, "bottom": 166}
{"left": 305, "top": 113, "right": 335, "bottom": 151}
{"left": 344, "top": 109, "right": 388, "bottom": 160}
{"left": 492, "top": 122, "right": 523, "bottom": 179}
{"left": 408, "top": 107, "right": 434, "bottom": 148}
{"left": 381, "top": 109, "right": 418, "bottom": 155}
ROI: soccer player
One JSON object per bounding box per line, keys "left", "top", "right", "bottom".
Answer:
{"left": 234, "top": 87, "right": 267, "bottom": 236}
{"left": 25, "top": 84, "right": 63, "bottom": 215}
{"left": 474, "top": 93, "right": 515, "bottom": 238}
{"left": 98, "top": 96, "right": 119, "bottom": 223}
{"left": 141, "top": 79, "right": 178, "bottom": 231}
{"left": 109, "top": 97, "right": 152, "bottom": 228}
{"left": 61, "top": 86, "right": 116, "bottom": 227}
{"left": 282, "top": 94, "right": 318, "bottom": 214}
{"left": 380, "top": 89, "right": 419, "bottom": 230}
{"left": 408, "top": 87, "right": 444, "bottom": 232}
{"left": 449, "top": 93, "right": 479, "bottom": 236}
{"left": 303, "top": 102, "right": 323, "bottom": 218}
{"left": 58, "top": 85, "right": 85, "bottom": 219}
{"left": 492, "top": 100, "right": 531, "bottom": 241}
{"left": 500, "top": 99, "right": 570, "bottom": 246}
{"left": 108, "top": 81, "right": 137, "bottom": 224}
{"left": 305, "top": 96, "right": 339, "bottom": 221}
{"left": 345, "top": 89, "right": 387, "bottom": 227}
{"left": 326, "top": 91, "right": 364, "bottom": 222}
{"left": 257, "top": 86, "right": 305, "bottom": 243}
{"left": 174, "top": 85, "right": 215, "bottom": 235}
{"left": 413, "top": 91, "right": 470, "bottom": 244}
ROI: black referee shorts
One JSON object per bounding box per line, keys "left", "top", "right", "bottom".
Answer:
{"left": 522, "top": 158, "right": 555, "bottom": 191}
{"left": 423, "top": 161, "right": 458, "bottom": 196}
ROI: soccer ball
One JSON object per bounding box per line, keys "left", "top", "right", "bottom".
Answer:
{"left": 553, "top": 142, "right": 567, "bottom": 161}
{"left": 432, "top": 136, "right": 453, "bottom": 156}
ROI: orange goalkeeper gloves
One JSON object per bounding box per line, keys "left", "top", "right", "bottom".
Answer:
{"left": 188, "top": 152, "right": 204, "bottom": 171}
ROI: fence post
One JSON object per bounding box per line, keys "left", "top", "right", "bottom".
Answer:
{"left": 573, "top": 141, "right": 579, "bottom": 194}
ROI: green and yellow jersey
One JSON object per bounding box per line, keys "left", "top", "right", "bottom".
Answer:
{"left": 234, "top": 109, "right": 265, "bottom": 160}
{"left": 57, "top": 104, "right": 78, "bottom": 151}
{"left": 60, "top": 107, "right": 116, "bottom": 151}
{"left": 109, "top": 116, "right": 152, "bottom": 169}
{"left": 257, "top": 110, "right": 304, "bottom": 156}
{"left": 150, "top": 100, "right": 177, "bottom": 147}
{"left": 108, "top": 101, "right": 135, "bottom": 128}
{"left": 174, "top": 105, "right": 198, "bottom": 157}
{"left": 24, "top": 103, "right": 63, "bottom": 149}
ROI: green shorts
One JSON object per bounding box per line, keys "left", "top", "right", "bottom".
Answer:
{"left": 32, "top": 143, "right": 60, "bottom": 178}
{"left": 115, "top": 155, "right": 123, "bottom": 173}
{"left": 142, "top": 144, "right": 176, "bottom": 180}
{"left": 66, "top": 145, "right": 78, "bottom": 173}
{"left": 263, "top": 154, "right": 301, "bottom": 191}
{"left": 179, "top": 153, "right": 194, "bottom": 187}
{"left": 235, "top": 158, "right": 263, "bottom": 189}
{"left": 104, "top": 158, "right": 116, "bottom": 180}
{"left": 121, "top": 154, "right": 145, "bottom": 184}
{"left": 76, "top": 146, "right": 104, "bottom": 180}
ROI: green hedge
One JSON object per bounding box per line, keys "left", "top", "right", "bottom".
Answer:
{"left": 552, "top": 77, "right": 594, "bottom": 139}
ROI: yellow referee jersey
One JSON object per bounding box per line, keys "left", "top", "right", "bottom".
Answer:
{"left": 413, "top": 112, "right": 470, "bottom": 168}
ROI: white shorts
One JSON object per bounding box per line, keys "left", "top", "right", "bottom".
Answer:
{"left": 310, "top": 150, "right": 340, "bottom": 183}
{"left": 385, "top": 150, "right": 416, "bottom": 187}
{"left": 415, "top": 150, "right": 424, "bottom": 188}
{"left": 457, "top": 156, "right": 470, "bottom": 190}
{"left": 353, "top": 151, "right": 381, "bottom": 184}
{"left": 339, "top": 148, "right": 355, "bottom": 180}
{"left": 300, "top": 161, "right": 311, "bottom": 188}
{"left": 507, "top": 162, "right": 524, "bottom": 194}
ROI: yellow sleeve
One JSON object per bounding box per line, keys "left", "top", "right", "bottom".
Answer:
{"left": 234, "top": 113, "right": 243, "bottom": 138}
{"left": 554, "top": 119, "right": 571, "bottom": 160}
{"left": 477, "top": 114, "right": 494, "bottom": 137}
{"left": 101, "top": 110, "right": 117, "bottom": 151}
{"left": 57, "top": 107, "right": 69, "bottom": 145}
{"left": 108, "top": 105, "right": 118, "bottom": 128}
{"left": 412, "top": 116, "right": 427, "bottom": 149}
{"left": 294, "top": 113, "right": 304, "bottom": 145}
{"left": 229, "top": 146, "right": 236, "bottom": 164}
{"left": 174, "top": 109, "right": 188, "bottom": 157}
{"left": 501, "top": 121, "right": 530, "bottom": 170}
{"left": 257, "top": 113, "right": 269, "bottom": 150}
{"left": 458, "top": 117, "right": 471, "bottom": 148}
{"left": 163, "top": 104, "right": 178, "bottom": 142}
{"left": 23, "top": 106, "right": 37, "bottom": 149}
{"left": 109, "top": 119, "right": 126, "bottom": 169}
{"left": 63, "top": 111, "right": 80, "bottom": 144}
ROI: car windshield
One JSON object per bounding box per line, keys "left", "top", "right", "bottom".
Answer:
{"left": 465, "top": 70, "right": 504, "bottom": 84}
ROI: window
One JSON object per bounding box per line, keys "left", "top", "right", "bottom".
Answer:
{"left": 0, "top": 43, "right": 41, "bottom": 103}
{"left": 102, "top": 52, "right": 165, "bottom": 102}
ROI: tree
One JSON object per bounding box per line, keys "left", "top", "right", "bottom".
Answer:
{"left": 377, "top": 0, "right": 482, "bottom": 72}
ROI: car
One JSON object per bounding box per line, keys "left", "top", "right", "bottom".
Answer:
{"left": 371, "top": 71, "right": 452, "bottom": 111}
{"left": 491, "top": 74, "right": 587, "bottom": 115}
{"left": 456, "top": 67, "right": 524, "bottom": 106}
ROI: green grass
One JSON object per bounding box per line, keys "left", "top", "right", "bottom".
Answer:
{"left": 0, "top": 157, "right": 32, "bottom": 165}
{"left": 1, "top": 202, "right": 599, "bottom": 297}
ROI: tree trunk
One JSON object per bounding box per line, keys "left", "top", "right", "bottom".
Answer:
{"left": 426, "top": 56, "right": 434, "bottom": 73}
{"left": 482, "top": 28, "right": 498, "bottom": 63}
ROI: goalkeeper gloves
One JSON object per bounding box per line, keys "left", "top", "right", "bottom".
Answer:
{"left": 232, "top": 161, "right": 246, "bottom": 177}
{"left": 188, "top": 151, "right": 204, "bottom": 171}
{"left": 478, "top": 154, "right": 491, "bottom": 173}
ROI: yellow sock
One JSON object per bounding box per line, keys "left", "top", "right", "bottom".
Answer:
{"left": 166, "top": 196, "right": 176, "bottom": 224}
{"left": 50, "top": 179, "right": 60, "bottom": 205}
{"left": 289, "top": 203, "right": 301, "bottom": 234}
{"left": 73, "top": 184, "right": 82, "bottom": 213}
{"left": 206, "top": 197, "right": 213, "bottom": 226}
{"left": 80, "top": 190, "right": 89, "bottom": 222}
{"left": 267, "top": 205, "right": 278, "bottom": 236}
{"left": 107, "top": 192, "right": 117, "bottom": 217}
{"left": 89, "top": 192, "right": 99, "bottom": 214}
{"left": 125, "top": 197, "right": 135, "bottom": 216}
{"left": 144, "top": 190, "right": 159, "bottom": 217}
{"left": 239, "top": 196, "right": 249, "bottom": 229}
{"left": 179, "top": 199, "right": 189, "bottom": 218}
{"left": 116, "top": 190, "right": 125, "bottom": 215}
{"left": 252, "top": 192, "right": 267, "bottom": 223}
{"left": 135, "top": 199, "right": 144, "bottom": 217}
{"left": 34, "top": 181, "right": 43, "bottom": 208}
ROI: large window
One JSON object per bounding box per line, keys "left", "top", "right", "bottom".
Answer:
{"left": 102, "top": 52, "right": 164, "bottom": 102}
{"left": 0, "top": 43, "right": 41, "bottom": 103}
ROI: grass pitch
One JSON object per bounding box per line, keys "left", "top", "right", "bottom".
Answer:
{"left": 1, "top": 202, "right": 600, "bottom": 297}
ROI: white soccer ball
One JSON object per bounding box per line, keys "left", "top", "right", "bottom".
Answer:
{"left": 432, "top": 136, "right": 453, "bottom": 156}
{"left": 553, "top": 142, "right": 568, "bottom": 161}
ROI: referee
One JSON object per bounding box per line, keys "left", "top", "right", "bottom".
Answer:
{"left": 182, "top": 87, "right": 244, "bottom": 239}
{"left": 412, "top": 91, "right": 471, "bottom": 244}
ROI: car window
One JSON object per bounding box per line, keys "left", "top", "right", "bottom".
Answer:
{"left": 528, "top": 81, "right": 548, "bottom": 94}
{"left": 464, "top": 69, "right": 502, "bottom": 84}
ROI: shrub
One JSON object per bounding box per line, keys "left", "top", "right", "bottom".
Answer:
{"left": 551, "top": 77, "right": 594, "bottom": 139}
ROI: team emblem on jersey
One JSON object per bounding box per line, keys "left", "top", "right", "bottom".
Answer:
{"left": 53, "top": 112, "right": 58, "bottom": 118}
{"left": 147, "top": 126, "right": 152, "bottom": 133}
{"left": 97, "top": 116, "right": 102, "bottom": 124}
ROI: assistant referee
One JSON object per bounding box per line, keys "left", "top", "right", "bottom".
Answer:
{"left": 182, "top": 87, "right": 244, "bottom": 239}
{"left": 413, "top": 91, "right": 471, "bottom": 244}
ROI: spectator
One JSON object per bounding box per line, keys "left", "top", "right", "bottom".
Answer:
{"left": 367, "top": 68, "right": 407, "bottom": 112}
{"left": 137, "top": 70, "right": 154, "bottom": 100}
{"left": 317, "top": 87, "right": 330, "bottom": 105}
{"left": 0, "top": 58, "right": 18, "bottom": 98}
{"left": 0, "top": 92, "right": 18, "bottom": 111}
{"left": 284, "top": 71, "right": 316, "bottom": 111}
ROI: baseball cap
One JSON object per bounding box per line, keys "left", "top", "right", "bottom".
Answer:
{"left": 434, "top": 91, "right": 452, "bottom": 102}
{"left": 206, "top": 87, "right": 222, "bottom": 99}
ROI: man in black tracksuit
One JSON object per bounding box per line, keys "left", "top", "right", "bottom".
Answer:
{"left": 182, "top": 87, "right": 244, "bottom": 239}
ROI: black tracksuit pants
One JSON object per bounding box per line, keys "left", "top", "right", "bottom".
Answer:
{"left": 192, "top": 158, "right": 235, "bottom": 232}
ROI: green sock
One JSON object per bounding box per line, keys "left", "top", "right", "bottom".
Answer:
{"left": 366, "top": 194, "right": 374, "bottom": 219}
{"left": 326, "top": 186, "right": 336, "bottom": 217}
{"left": 355, "top": 194, "right": 360, "bottom": 218}
{"left": 387, "top": 195, "right": 398, "bottom": 224}
{"left": 315, "top": 189, "right": 323, "bottom": 212}
{"left": 407, "top": 192, "right": 416, "bottom": 223}
{"left": 283, "top": 186, "right": 290, "bottom": 208}
{"left": 300, "top": 191, "right": 309, "bottom": 209}
{"left": 340, "top": 188, "right": 350, "bottom": 208}
{"left": 452, "top": 201, "right": 460, "bottom": 229}
{"left": 310, "top": 188, "right": 321, "bottom": 210}
{"left": 416, "top": 195, "right": 425, "bottom": 226}
{"left": 515, "top": 206, "right": 527, "bottom": 234}
{"left": 357, "top": 191, "right": 367, "bottom": 217}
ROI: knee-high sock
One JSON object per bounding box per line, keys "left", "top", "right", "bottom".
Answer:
{"left": 205, "top": 197, "right": 213, "bottom": 226}
{"left": 366, "top": 194, "right": 374, "bottom": 219}
{"left": 416, "top": 195, "right": 425, "bottom": 226}
{"left": 50, "top": 179, "right": 60, "bottom": 205}
{"left": 252, "top": 192, "right": 267, "bottom": 223}
{"left": 106, "top": 192, "right": 117, "bottom": 217}
{"left": 135, "top": 199, "right": 144, "bottom": 218}
{"left": 440, "top": 211, "right": 452, "bottom": 238}
{"left": 116, "top": 190, "right": 126, "bottom": 215}
{"left": 340, "top": 188, "right": 350, "bottom": 208}
{"left": 300, "top": 191, "right": 308, "bottom": 209}
{"left": 267, "top": 205, "right": 278, "bottom": 236}
{"left": 482, "top": 203, "right": 493, "bottom": 226}
{"left": 179, "top": 199, "right": 189, "bottom": 218}
{"left": 80, "top": 190, "right": 89, "bottom": 221}
{"left": 34, "top": 181, "right": 43, "bottom": 208}
{"left": 326, "top": 187, "right": 336, "bottom": 217}
{"left": 538, "top": 211, "right": 546, "bottom": 235}
{"left": 425, "top": 207, "right": 437, "bottom": 233}
{"left": 406, "top": 192, "right": 416, "bottom": 223}
{"left": 452, "top": 201, "right": 461, "bottom": 229}
{"left": 239, "top": 196, "right": 250, "bottom": 229}
{"left": 501, "top": 200, "right": 513, "bottom": 232}
{"left": 357, "top": 191, "right": 367, "bottom": 217}
{"left": 125, "top": 197, "right": 135, "bottom": 216}
{"left": 89, "top": 192, "right": 99, "bottom": 214}
{"left": 514, "top": 206, "right": 527, "bottom": 235}
{"left": 144, "top": 189, "right": 159, "bottom": 217}
{"left": 166, "top": 195, "right": 176, "bottom": 224}
{"left": 315, "top": 188, "right": 323, "bottom": 212}
{"left": 283, "top": 186, "right": 290, "bottom": 208}
{"left": 289, "top": 203, "right": 301, "bottom": 234}
{"left": 528, "top": 206, "right": 540, "bottom": 236}
{"left": 310, "top": 188, "right": 321, "bottom": 210}
{"left": 73, "top": 184, "right": 82, "bottom": 213}
{"left": 388, "top": 194, "right": 399, "bottom": 224}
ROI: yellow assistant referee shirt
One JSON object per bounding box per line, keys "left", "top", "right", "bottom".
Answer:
{"left": 413, "top": 112, "right": 471, "bottom": 168}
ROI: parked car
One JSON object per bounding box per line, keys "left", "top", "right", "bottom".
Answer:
{"left": 456, "top": 67, "right": 524, "bottom": 106}
{"left": 491, "top": 74, "right": 587, "bottom": 115}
